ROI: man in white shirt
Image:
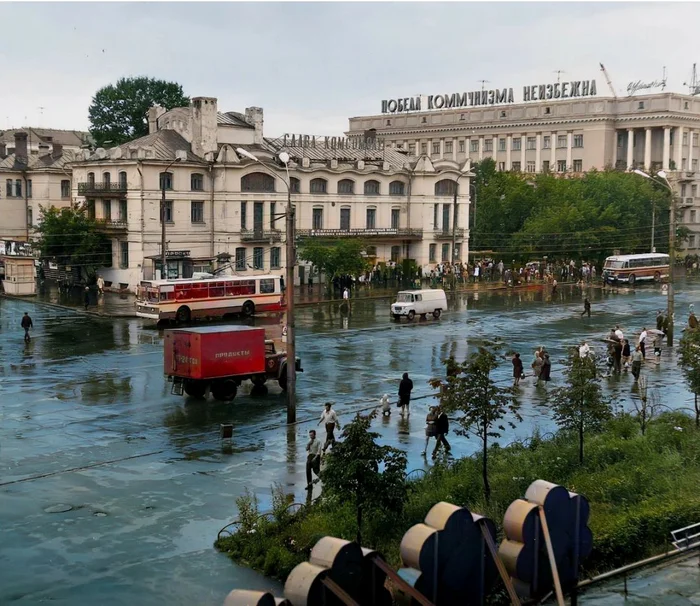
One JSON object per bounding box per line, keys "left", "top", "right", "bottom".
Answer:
{"left": 319, "top": 402, "right": 341, "bottom": 452}
{"left": 306, "top": 430, "right": 322, "bottom": 489}
{"left": 614, "top": 326, "right": 624, "bottom": 341}
{"left": 638, "top": 328, "right": 648, "bottom": 359}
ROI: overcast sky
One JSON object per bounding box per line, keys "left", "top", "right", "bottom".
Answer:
{"left": 2, "top": 2, "right": 699, "bottom": 138}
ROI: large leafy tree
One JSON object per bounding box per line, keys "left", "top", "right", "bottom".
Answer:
{"left": 321, "top": 411, "right": 407, "bottom": 544}
{"left": 548, "top": 352, "right": 612, "bottom": 464}
{"left": 35, "top": 206, "right": 111, "bottom": 279}
{"left": 297, "top": 239, "right": 369, "bottom": 288}
{"left": 88, "top": 77, "right": 189, "bottom": 146}
{"left": 678, "top": 328, "right": 700, "bottom": 428}
{"left": 429, "top": 342, "right": 521, "bottom": 502}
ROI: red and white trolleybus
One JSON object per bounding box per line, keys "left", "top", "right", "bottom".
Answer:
{"left": 136, "top": 274, "right": 284, "bottom": 323}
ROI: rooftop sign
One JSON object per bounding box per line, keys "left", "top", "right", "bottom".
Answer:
{"left": 281, "top": 134, "right": 384, "bottom": 150}
{"left": 381, "top": 80, "right": 598, "bottom": 114}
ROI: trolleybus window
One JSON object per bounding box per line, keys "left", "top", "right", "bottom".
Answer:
{"left": 259, "top": 278, "right": 275, "bottom": 294}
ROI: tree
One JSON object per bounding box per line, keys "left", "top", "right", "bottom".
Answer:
{"left": 35, "top": 206, "right": 111, "bottom": 280}
{"left": 321, "top": 411, "right": 407, "bottom": 544}
{"left": 549, "top": 352, "right": 612, "bottom": 464}
{"left": 88, "top": 77, "right": 189, "bottom": 146}
{"left": 429, "top": 343, "right": 521, "bottom": 502}
{"left": 678, "top": 328, "right": 700, "bottom": 428}
{"left": 297, "top": 239, "right": 369, "bottom": 289}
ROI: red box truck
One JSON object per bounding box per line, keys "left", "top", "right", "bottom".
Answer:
{"left": 164, "top": 326, "right": 301, "bottom": 400}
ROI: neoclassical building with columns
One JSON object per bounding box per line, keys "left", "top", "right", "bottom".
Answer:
{"left": 349, "top": 91, "right": 700, "bottom": 249}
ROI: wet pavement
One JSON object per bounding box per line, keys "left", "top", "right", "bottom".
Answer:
{"left": 1, "top": 279, "right": 699, "bottom": 604}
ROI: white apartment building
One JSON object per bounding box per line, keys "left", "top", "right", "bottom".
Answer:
{"left": 71, "top": 97, "right": 471, "bottom": 292}
{"left": 348, "top": 86, "right": 700, "bottom": 250}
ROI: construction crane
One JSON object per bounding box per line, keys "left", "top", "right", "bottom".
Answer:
{"left": 599, "top": 63, "right": 617, "bottom": 99}
{"left": 684, "top": 64, "right": 700, "bottom": 96}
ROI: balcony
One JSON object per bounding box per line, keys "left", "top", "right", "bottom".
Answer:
{"left": 435, "top": 228, "right": 466, "bottom": 239}
{"left": 296, "top": 228, "right": 423, "bottom": 240}
{"left": 78, "top": 182, "right": 128, "bottom": 196}
{"left": 681, "top": 198, "right": 694, "bottom": 207}
{"left": 240, "top": 229, "right": 282, "bottom": 243}
{"left": 95, "top": 219, "right": 128, "bottom": 232}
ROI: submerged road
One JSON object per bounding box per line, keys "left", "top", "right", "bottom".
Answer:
{"left": 0, "top": 280, "right": 698, "bottom": 604}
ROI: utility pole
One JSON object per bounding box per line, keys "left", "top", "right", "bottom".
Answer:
{"left": 668, "top": 185, "right": 676, "bottom": 347}
{"left": 651, "top": 200, "right": 656, "bottom": 253}
{"left": 285, "top": 188, "right": 297, "bottom": 423}
{"left": 160, "top": 157, "right": 181, "bottom": 279}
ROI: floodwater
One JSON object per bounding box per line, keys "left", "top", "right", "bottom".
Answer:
{"left": 1, "top": 280, "right": 698, "bottom": 604}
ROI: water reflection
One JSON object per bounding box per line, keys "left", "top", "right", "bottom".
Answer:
{"left": 80, "top": 373, "right": 133, "bottom": 405}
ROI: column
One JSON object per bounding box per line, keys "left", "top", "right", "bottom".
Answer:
{"left": 550, "top": 131, "right": 556, "bottom": 167}
{"left": 675, "top": 126, "right": 684, "bottom": 170}
{"left": 492, "top": 136, "right": 498, "bottom": 161}
{"left": 415, "top": 139, "right": 421, "bottom": 156}
{"left": 644, "top": 128, "right": 652, "bottom": 170}
{"left": 506, "top": 135, "right": 512, "bottom": 170}
{"left": 612, "top": 130, "right": 618, "bottom": 168}
{"left": 478, "top": 137, "right": 484, "bottom": 161}
{"left": 566, "top": 132, "right": 573, "bottom": 171}
{"left": 465, "top": 138, "right": 471, "bottom": 160}
{"left": 439, "top": 139, "right": 445, "bottom": 159}
{"left": 662, "top": 127, "right": 671, "bottom": 171}
{"left": 428, "top": 139, "right": 433, "bottom": 158}
{"left": 627, "top": 128, "right": 634, "bottom": 169}
{"left": 689, "top": 130, "right": 694, "bottom": 170}
{"left": 452, "top": 137, "right": 458, "bottom": 161}
{"left": 535, "top": 133, "right": 542, "bottom": 172}
{"left": 520, "top": 134, "right": 526, "bottom": 169}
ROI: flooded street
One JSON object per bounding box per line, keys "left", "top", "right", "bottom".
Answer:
{"left": 1, "top": 280, "right": 698, "bottom": 604}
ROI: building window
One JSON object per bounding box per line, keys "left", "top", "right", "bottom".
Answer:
{"left": 429, "top": 243, "right": 437, "bottom": 263}
{"left": 119, "top": 171, "right": 127, "bottom": 188}
{"left": 543, "top": 136, "right": 551, "bottom": 150}
{"left": 638, "top": 101, "right": 645, "bottom": 110}
{"left": 545, "top": 107, "right": 551, "bottom": 115}
{"left": 693, "top": 184, "right": 698, "bottom": 197}
{"left": 573, "top": 159, "right": 583, "bottom": 172}
{"left": 119, "top": 199, "right": 127, "bottom": 221}
{"left": 689, "top": 235, "right": 697, "bottom": 248}
{"left": 421, "top": 143, "right": 428, "bottom": 154}
{"left": 310, "top": 178, "right": 327, "bottom": 194}
{"left": 498, "top": 161, "right": 506, "bottom": 171}
{"left": 61, "top": 179, "right": 70, "bottom": 198}
{"left": 15, "top": 179, "right": 22, "bottom": 197}
{"left": 389, "top": 180, "right": 405, "bottom": 196}
{"left": 386, "top": 120, "right": 391, "bottom": 127}
{"left": 87, "top": 200, "right": 95, "bottom": 220}
{"left": 235, "top": 247, "right": 246, "bottom": 271}
{"left": 271, "top": 247, "right": 281, "bottom": 269}
{"left": 557, "top": 135, "right": 567, "bottom": 148}
{"left": 159, "top": 172, "right": 173, "bottom": 190}
{"left": 484, "top": 139, "right": 493, "bottom": 152}
{"left": 691, "top": 210, "right": 697, "bottom": 223}
{"left": 27, "top": 207, "right": 33, "bottom": 227}
{"left": 391, "top": 245, "right": 400, "bottom": 262}
{"left": 445, "top": 141, "right": 453, "bottom": 154}
{"left": 366, "top": 246, "right": 377, "bottom": 257}
{"left": 366, "top": 207, "right": 376, "bottom": 229}
{"left": 511, "top": 161, "right": 521, "bottom": 172}
{"left": 433, "top": 203, "right": 439, "bottom": 228}
{"left": 500, "top": 110, "right": 507, "bottom": 118}
{"left": 498, "top": 138, "right": 506, "bottom": 152}
{"left": 162, "top": 200, "right": 173, "bottom": 223}
{"left": 87, "top": 172, "right": 95, "bottom": 186}
{"left": 459, "top": 140, "right": 465, "bottom": 153}
{"left": 683, "top": 158, "right": 687, "bottom": 170}
{"left": 191, "top": 173, "right": 204, "bottom": 191}
{"left": 470, "top": 140, "right": 479, "bottom": 153}
{"left": 435, "top": 180, "right": 457, "bottom": 196}
{"left": 442, "top": 204, "right": 450, "bottom": 232}
{"left": 103, "top": 199, "right": 111, "bottom": 220}
{"left": 312, "top": 207, "right": 323, "bottom": 230}
{"left": 617, "top": 133, "right": 625, "bottom": 147}
{"left": 103, "top": 172, "right": 111, "bottom": 186}
{"left": 120, "top": 241, "right": 129, "bottom": 269}
{"left": 527, "top": 161, "right": 536, "bottom": 173}
{"left": 694, "top": 159, "right": 699, "bottom": 171}
{"left": 432, "top": 142, "right": 440, "bottom": 155}
{"left": 338, "top": 179, "right": 355, "bottom": 194}
{"left": 5, "top": 179, "right": 12, "bottom": 197}
{"left": 26, "top": 179, "right": 32, "bottom": 198}
{"left": 391, "top": 208, "right": 400, "bottom": 229}
{"left": 512, "top": 138, "right": 522, "bottom": 151}
{"left": 683, "top": 132, "right": 689, "bottom": 145}
{"left": 364, "top": 180, "right": 380, "bottom": 195}
{"left": 557, "top": 160, "right": 567, "bottom": 172}
{"left": 290, "top": 177, "right": 300, "bottom": 193}
{"left": 682, "top": 184, "right": 687, "bottom": 197}
{"left": 340, "top": 207, "right": 351, "bottom": 230}
{"left": 408, "top": 143, "right": 416, "bottom": 154}
{"left": 694, "top": 133, "right": 699, "bottom": 146}
{"left": 573, "top": 135, "right": 584, "bottom": 148}
{"left": 242, "top": 172, "right": 275, "bottom": 192}
{"left": 253, "top": 247, "right": 264, "bottom": 269}
{"left": 527, "top": 137, "right": 537, "bottom": 150}
{"left": 441, "top": 243, "right": 450, "bottom": 262}
{"left": 240, "top": 201, "right": 247, "bottom": 229}
{"left": 191, "top": 201, "right": 204, "bottom": 223}
{"left": 543, "top": 160, "right": 550, "bottom": 173}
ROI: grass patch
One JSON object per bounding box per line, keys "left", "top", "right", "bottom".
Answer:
{"left": 215, "top": 411, "right": 700, "bottom": 586}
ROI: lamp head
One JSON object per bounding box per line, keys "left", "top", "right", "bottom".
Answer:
{"left": 657, "top": 170, "right": 668, "bottom": 180}
{"left": 278, "top": 151, "right": 290, "bottom": 165}
{"left": 236, "top": 147, "right": 259, "bottom": 162}
{"left": 633, "top": 169, "right": 650, "bottom": 178}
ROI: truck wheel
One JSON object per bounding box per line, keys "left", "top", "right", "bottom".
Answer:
{"left": 407, "top": 310, "right": 415, "bottom": 321}
{"left": 278, "top": 370, "right": 288, "bottom": 391}
{"left": 251, "top": 375, "right": 267, "bottom": 387}
{"left": 183, "top": 380, "right": 206, "bottom": 398}
{"left": 241, "top": 300, "right": 255, "bottom": 317}
{"left": 628, "top": 274, "right": 636, "bottom": 286}
{"left": 433, "top": 309, "right": 442, "bottom": 319}
{"left": 212, "top": 379, "right": 237, "bottom": 401}
{"left": 654, "top": 271, "right": 661, "bottom": 282}
{"left": 176, "top": 306, "right": 191, "bottom": 324}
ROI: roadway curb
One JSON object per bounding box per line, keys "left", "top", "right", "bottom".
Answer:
{"left": 0, "top": 293, "right": 135, "bottom": 318}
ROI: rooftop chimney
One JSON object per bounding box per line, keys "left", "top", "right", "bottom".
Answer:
{"left": 52, "top": 143, "right": 63, "bottom": 158}
{"left": 191, "top": 97, "right": 218, "bottom": 158}
{"left": 0, "top": 143, "right": 6, "bottom": 158}
{"left": 244, "top": 107, "right": 264, "bottom": 145}
{"left": 14, "top": 132, "right": 28, "bottom": 162}
{"left": 148, "top": 105, "right": 167, "bottom": 134}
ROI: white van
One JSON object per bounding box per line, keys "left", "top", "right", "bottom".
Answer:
{"left": 391, "top": 289, "right": 447, "bottom": 321}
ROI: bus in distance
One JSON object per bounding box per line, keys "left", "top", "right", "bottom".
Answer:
{"left": 602, "top": 253, "right": 670, "bottom": 286}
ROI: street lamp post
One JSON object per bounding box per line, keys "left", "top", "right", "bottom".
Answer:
{"left": 161, "top": 157, "right": 182, "bottom": 278}
{"left": 632, "top": 169, "right": 676, "bottom": 346}
{"left": 237, "top": 148, "right": 297, "bottom": 422}
{"left": 451, "top": 167, "right": 474, "bottom": 266}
